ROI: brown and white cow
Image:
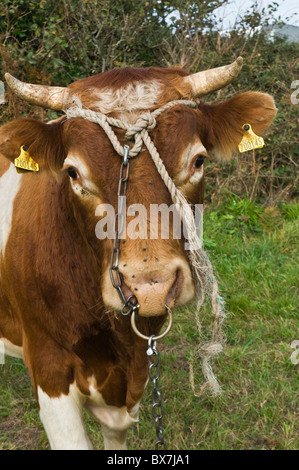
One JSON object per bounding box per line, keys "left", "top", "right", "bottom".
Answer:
{"left": 0, "top": 59, "right": 276, "bottom": 449}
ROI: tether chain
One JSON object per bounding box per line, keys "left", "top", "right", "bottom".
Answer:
{"left": 147, "top": 335, "right": 167, "bottom": 450}
{"left": 109, "top": 145, "right": 140, "bottom": 316}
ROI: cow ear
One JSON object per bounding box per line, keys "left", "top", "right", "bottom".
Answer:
{"left": 198, "top": 92, "right": 277, "bottom": 162}
{"left": 0, "top": 118, "right": 65, "bottom": 169}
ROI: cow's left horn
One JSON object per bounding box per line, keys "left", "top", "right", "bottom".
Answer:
{"left": 183, "top": 57, "right": 243, "bottom": 97}
{"left": 5, "top": 73, "right": 72, "bottom": 110}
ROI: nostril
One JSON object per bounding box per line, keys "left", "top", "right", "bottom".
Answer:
{"left": 119, "top": 280, "right": 139, "bottom": 308}
{"left": 121, "top": 279, "right": 135, "bottom": 300}
{"left": 126, "top": 294, "right": 138, "bottom": 306}
{"left": 166, "top": 269, "right": 184, "bottom": 307}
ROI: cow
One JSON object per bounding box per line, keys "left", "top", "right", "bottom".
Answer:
{"left": 0, "top": 58, "right": 276, "bottom": 450}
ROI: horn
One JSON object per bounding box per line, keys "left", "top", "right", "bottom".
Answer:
{"left": 183, "top": 57, "right": 243, "bottom": 97}
{"left": 5, "top": 73, "right": 71, "bottom": 110}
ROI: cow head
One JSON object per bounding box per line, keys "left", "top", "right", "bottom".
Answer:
{"left": 0, "top": 59, "right": 276, "bottom": 317}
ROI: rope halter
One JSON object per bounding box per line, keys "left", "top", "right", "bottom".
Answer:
{"left": 66, "top": 99, "right": 195, "bottom": 155}
{"left": 66, "top": 99, "right": 227, "bottom": 397}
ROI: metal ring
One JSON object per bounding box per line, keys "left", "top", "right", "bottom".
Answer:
{"left": 130, "top": 306, "right": 173, "bottom": 341}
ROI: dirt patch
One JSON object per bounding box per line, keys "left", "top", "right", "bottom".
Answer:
{"left": 0, "top": 410, "right": 44, "bottom": 450}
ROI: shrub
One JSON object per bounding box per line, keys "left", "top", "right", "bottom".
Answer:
{"left": 1, "top": 0, "right": 297, "bottom": 202}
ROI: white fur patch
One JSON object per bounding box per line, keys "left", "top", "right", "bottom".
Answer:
{"left": 0, "top": 338, "right": 23, "bottom": 359}
{"left": 91, "top": 81, "right": 162, "bottom": 116}
{"left": 38, "top": 379, "right": 138, "bottom": 450}
{"left": 0, "top": 164, "right": 23, "bottom": 257}
{"left": 38, "top": 385, "right": 93, "bottom": 450}
{"left": 189, "top": 164, "right": 204, "bottom": 184}
{"left": 85, "top": 377, "right": 138, "bottom": 450}
{"left": 85, "top": 380, "right": 138, "bottom": 432}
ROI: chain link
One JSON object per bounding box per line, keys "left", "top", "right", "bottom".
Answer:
{"left": 147, "top": 335, "right": 167, "bottom": 450}
{"left": 109, "top": 145, "right": 139, "bottom": 316}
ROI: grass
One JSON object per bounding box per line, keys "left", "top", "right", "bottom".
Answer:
{"left": 0, "top": 199, "right": 298, "bottom": 450}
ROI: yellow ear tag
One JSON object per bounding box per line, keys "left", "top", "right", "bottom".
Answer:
{"left": 238, "top": 124, "right": 264, "bottom": 153}
{"left": 14, "top": 145, "right": 39, "bottom": 173}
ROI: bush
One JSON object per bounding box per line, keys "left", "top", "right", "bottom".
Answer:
{"left": 1, "top": 0, "right": 298, "bottom": 202}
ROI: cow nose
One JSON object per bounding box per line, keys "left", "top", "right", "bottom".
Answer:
{"left": 121, "top": 263, "right": 187, "bottom": 317}
{"left": 102, "top": 257, "right": 195, "bottom": 317}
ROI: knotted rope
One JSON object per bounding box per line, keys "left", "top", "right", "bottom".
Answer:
{"left": 66, "top": 100, "right": 227, "bottom": 396}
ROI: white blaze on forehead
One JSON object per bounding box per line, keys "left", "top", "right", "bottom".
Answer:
{"left": 91, "top": 81, "right": 163, "bottom": 116}
{"left": 0, "top": 164, "right": 23, "bottom": 256}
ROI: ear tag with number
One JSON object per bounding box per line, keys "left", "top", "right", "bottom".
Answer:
{"left": 238, "top": 124, "right": 264, "bottom": 153}
{"left": 14, "top": 145, "right": 39, "bottom": 173}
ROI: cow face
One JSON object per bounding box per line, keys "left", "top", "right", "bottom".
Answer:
{"left": 0, "top": 67, "right": 276, "bottom": 318}
{"left": 59, "top": 105, "right": 207, "bottom": 316}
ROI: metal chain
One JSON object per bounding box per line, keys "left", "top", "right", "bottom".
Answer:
{"left": 110, "top": 145, "right": 167, "bottom": 449}
{"left": 109, "top": 144, "right": 139, "bottom": 316}
{"left": 147, "top": 335, "right": 167, "bottom": 450}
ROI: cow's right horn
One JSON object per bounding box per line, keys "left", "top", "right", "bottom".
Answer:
{"left": 183, "top": 57, "right": 243, "bottom": 97}
{"left": 5, "top": 73, "right": 72, "bottom": 110}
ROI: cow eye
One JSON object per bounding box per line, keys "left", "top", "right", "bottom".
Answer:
{"left": 67, "top": 167, "right": 78, "bottom": 179}
{"left": 195, "top": 155, "right": 205, "bottom": 168}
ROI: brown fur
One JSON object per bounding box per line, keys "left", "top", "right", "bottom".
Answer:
{"left": 0, "top": 66, "right": 277, "bottom": 448}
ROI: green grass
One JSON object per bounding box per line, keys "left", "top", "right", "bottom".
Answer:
{"left": 0, "top": 200, "right": 298, "bottom": 450}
